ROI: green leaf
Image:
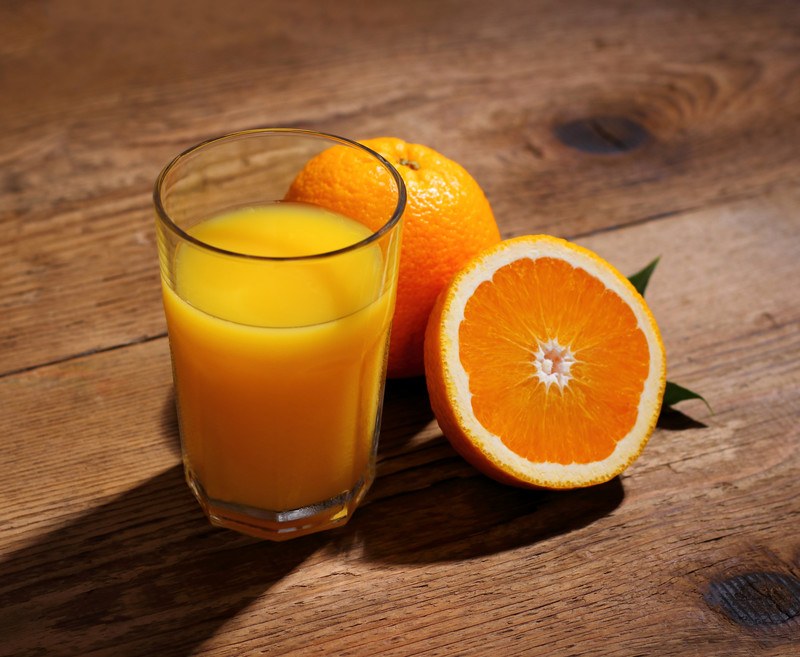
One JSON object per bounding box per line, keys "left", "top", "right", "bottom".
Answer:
{"left": 628, "top": 256, "right": 660, "bottom": 297}
{"left": 663, "top": 380, "right": 712, "bottom": 413}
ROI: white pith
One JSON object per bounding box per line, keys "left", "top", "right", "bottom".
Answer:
{"left": 441, "top": 237, "right": 666, "bottom": 487}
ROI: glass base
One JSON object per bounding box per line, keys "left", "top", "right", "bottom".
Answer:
{"left": 184, "top": 465, "right": 373, "bottom": 541}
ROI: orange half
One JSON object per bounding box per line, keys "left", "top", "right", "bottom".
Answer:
{"left": 424, "top": 235, "right": 667, "bottom": 489}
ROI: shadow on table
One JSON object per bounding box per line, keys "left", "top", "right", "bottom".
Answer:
{"left": 354, "top": 474, "right": 625, "bottom": 564}
{"left": 1, "top": 382, "right": 622, "bottom": 655}
{"left": 0, "top": 463, "right": 326, "bottom": 657}
{"left": 375, "top": 376, "right": 436, "bottom": 447}
{"left": 352, "top": 375, "right": 626, "bottom": 563}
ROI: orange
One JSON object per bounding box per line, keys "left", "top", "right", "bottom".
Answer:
{"left": 285, "top": 137, "right": 501, "bottom": 378}
{"left": 424, "top": 235, "right": 667, "bottom": 489}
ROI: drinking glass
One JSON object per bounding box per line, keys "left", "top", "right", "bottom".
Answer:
{"left": 154, "top": 129, "right": 405, "bottom": 540}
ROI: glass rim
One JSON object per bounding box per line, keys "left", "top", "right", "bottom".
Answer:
{"left": 153, "top": 128, "right": 407, "bottom": 261}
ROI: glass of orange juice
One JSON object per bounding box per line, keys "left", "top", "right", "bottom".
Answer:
{"left": 154, "top": 129, "right": 405, "bottom": 540}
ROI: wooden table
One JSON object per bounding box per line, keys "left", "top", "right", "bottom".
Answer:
{"left": 2, "top": 1, "right": 799, "bottom": 655}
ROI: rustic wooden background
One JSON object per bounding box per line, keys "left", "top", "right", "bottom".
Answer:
{"left": 1, "top": 0, "right": 799, "bottom": 655}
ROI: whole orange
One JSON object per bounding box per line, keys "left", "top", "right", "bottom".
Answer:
{"left": 286, "top": 137, "right": 501, "bottom": 377}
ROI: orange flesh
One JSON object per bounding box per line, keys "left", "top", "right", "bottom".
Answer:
{"left": 459, "top": 257, "right": 650, "bottom": 465}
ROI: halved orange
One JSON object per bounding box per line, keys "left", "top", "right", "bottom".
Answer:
{"left": 424, "top": 235, "right": 667, "bottom": 489}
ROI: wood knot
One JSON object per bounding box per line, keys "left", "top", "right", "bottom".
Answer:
{"left": 554, "top": 116, "right": 649, "bottom": 154}
{"left": 705, "top": 572, "right": 800, "bottom": 626}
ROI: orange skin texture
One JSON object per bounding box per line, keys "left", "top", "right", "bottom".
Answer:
{"left": 286, "top": 137, "right": 501, "bottom": 378}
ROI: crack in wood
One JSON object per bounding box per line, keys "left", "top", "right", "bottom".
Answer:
{"left": 0, "top": 332, "right": 168, "bottom": 379}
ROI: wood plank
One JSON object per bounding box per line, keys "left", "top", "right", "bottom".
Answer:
{"left": 2, "top": 190, "right": 798, "bottom": 655}
{"left": 2, "top": 0, "right": 800, "bottom": 373}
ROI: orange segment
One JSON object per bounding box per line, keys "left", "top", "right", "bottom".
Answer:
{"left": 424, "top": 235, "right": 666, "bottom": 489}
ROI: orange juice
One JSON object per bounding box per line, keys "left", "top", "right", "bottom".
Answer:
{"left": 162, "top": 202, "right": 396, "bottom": 512}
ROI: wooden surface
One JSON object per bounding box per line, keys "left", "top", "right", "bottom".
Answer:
{"left": 2, "top": 1, "right": 799, "bottom": 655}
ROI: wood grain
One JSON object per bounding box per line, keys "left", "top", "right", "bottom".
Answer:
{"left": 2, "top": 189, "right": 798, "bottom": 655}
{"left": 2, "top": 0, "right": 800, "bottom": 373}
{"left": 1, "top": 1, "right": 800, "bottom": 655}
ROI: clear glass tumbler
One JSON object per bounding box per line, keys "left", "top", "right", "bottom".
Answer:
{"left": 154, "top": 129, "right": 405, "bottom": 540}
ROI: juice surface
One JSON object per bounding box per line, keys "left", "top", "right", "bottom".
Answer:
{"left": 162, "top": 203, "right": 395, "bottom": 511}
